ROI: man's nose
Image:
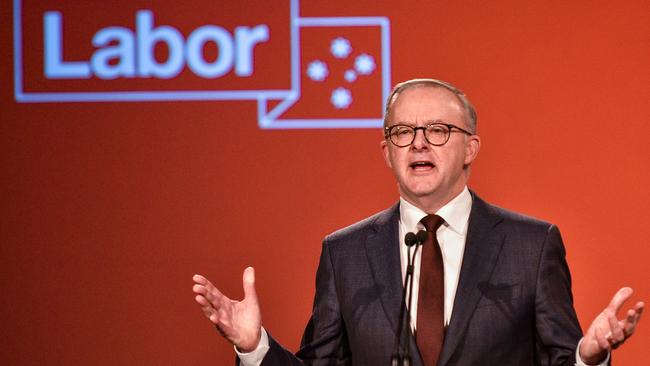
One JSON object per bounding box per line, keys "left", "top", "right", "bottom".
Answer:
{"left": 411, "top": 128, "right": 429, "bottom": 149}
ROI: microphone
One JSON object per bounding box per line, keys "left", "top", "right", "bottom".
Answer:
{"left": 391, "top": 231, "right": 426, "bottom": 366}
{"left": 416, "top": 230, "right": 428, "bottom": 244}
{"left": 404, "top": 232, "right": 418, "bottom": 247}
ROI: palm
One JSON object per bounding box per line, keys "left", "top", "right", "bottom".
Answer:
{"left": 218, "top": 294, "right": 261, "bottom": 347}
{"left": 579, "top": 287, "right": 644, "bottom": 365}
{"left": 193, "top": 267, "right": 262, "bottom": 352}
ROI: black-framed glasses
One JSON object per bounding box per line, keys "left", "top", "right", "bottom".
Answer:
{"left": 384, "top": 122, "right": 474, "bottom": 147}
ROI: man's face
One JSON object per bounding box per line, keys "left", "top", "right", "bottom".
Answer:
{"left": 381, "top": 86, "right": 480, "bottom": 210}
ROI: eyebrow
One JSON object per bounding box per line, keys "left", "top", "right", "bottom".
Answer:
{"left": 389, "top": 120, "right": 448, "bottom": 126}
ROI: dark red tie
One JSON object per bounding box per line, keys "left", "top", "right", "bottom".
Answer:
{"left": 417, "top": 214, "right": 445, "bottom": 366}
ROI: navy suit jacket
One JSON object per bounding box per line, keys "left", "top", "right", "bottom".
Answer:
{"left": 259, "top": 192, "right": 584, "bottom": 365}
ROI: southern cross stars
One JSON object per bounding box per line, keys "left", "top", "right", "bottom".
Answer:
{"left": 354, "top": 53, "right": 375, "bottom": 75}
{"left": 331, "top": 87, "right": 352, "bottom": 109}
{"left": 304, "top": 37, "right": 377, "bottom": 109}
{"left": 330, "top": 37, "right": 352, "bottom": 59}
{"left": 307, "top": 60, "right": 328, "bottom": 82}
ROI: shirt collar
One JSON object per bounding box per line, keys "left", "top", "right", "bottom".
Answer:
{"left": 399, "top": 186, "right": 473, "bottom": 235}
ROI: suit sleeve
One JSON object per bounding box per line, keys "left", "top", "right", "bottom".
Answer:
{"left": 534, "top": 224, "right": 585, "bottom": 366}
{"left": 260, "top": 238, "right": 352, "bottom": 366}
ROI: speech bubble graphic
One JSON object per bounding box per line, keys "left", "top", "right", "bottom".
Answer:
{"left": 13, "top": 0, "right": 391, "bottom": 129}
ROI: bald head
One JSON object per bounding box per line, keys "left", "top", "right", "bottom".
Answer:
{"left": 383, "top": 78, "right": 477, "bottom": 133}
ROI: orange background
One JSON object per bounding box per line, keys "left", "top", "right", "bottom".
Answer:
{"left": 1, "top": 0, "right": 648, "bottom": 364}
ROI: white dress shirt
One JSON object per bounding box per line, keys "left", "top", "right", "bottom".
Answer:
{"left": 398, "top": 186, "right": 472, "bottom": 329}
{"left": 238, "top": 186, "right": 607, "bottom": 365}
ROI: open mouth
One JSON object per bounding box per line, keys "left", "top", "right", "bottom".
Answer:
{"left": 409, "top": 161, "right": 435, "bottom": 171}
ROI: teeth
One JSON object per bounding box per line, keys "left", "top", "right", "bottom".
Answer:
{"left": 411, "top": 161, "right": 433, "bottom": 167}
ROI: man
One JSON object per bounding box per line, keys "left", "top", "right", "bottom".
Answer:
{"left": 193, "top": 79, "right": 644, "bottom": 365}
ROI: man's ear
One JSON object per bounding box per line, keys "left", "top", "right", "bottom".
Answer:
{"left": 464, "top": 135, "right": 481, "bottom": 165}
{"left": 380, "top": 139, "right": 393, "bottom": 169}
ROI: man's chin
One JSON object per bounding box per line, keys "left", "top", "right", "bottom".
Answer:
{"left": 398, "top": 185, "right": 440, "bottom": 201}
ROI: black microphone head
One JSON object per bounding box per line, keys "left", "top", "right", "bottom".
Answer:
{"left": 416, "top": 230, "right": 428, "bottom": 244}
{"left": 404, "top": 232, "right": 418, "bottom": 247}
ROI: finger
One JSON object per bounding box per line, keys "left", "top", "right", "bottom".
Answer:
{"left": 195, "top": 294, "right": 214, "bottom": 309}
{"left": 195, "top": 295, "right": 218, "bottom": 321}
{"left": 194, "top": 274, "right": 217, "bottom": 291}
{"left": 202, "top": 279, "right": 228, "bottom": 301}
{"left": 606, "top": 311, "right": 624, "bottom": 343}
{"left": 624, "top": 309, "right": 638, "bottom": 336}
{"left": 194, "top": 281, "right": 227, "bottom": 305}
{"left": 192, "top": 284, "right": 222, "bottom": 305}
{"left": 634, "top": 301, "right": 645, "bottom": 315}
{"left": 594, "top": 326, "right": 611, "bottom": 351}
{"left": 193, "top": 275, "right": 216, "bottom": 297}
{"left": 193, "top": 284, "right": 208, "bottom": 295}
{"left": 607, "top": 287, "right": 633, "bottom": 313}
{"left": 193, "top": 274, "right": 208, "bottom": 284}
{"left": 210, "top": 312, "right": 221, "bottom": 324}
{"left": 242, "top": 266, "right": 258, "bottom": 305}
{"left": 623, "top": 302, "right": 644, "bottom": 336}
{"left": 193, "top": 274, "right": 223, "bottom": 297}
{"left": 626, "top": 305, "right": 643, "bottom": 324}
{"left": 215, "top": 307, "right": 234, "bottom": 332}
{"left": 195, "top": 294, "right": 219, "bottom": 316}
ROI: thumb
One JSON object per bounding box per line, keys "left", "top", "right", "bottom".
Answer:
{"left": 242, "top": 266, "right": 258, "bottom": 304}
{"left": 607, "top": 287, "right": 633, "bottom": 312}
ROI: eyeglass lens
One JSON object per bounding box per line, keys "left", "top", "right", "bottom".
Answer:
{"left": 388, "top": 124, "right": 450, "bottom": 147}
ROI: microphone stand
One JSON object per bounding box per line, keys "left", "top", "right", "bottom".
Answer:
{"left": 391, "top": 232, "right": 424, "bottom": 366}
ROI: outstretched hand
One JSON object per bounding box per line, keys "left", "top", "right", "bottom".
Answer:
{"left": 579, "top": 287, "right": 644, "bottom": 365}
{"left": 192, "top": 267, "right": 262, "bottom": 352}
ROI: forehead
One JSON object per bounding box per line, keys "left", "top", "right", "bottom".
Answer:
{"left": 389, "top": 86, "right": 466, "bottom": 124}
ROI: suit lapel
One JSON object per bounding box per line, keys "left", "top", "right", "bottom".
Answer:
{"left": 363, "top": 203, "right": 403, "bottom": 339}
{"left": 364, "top": 203, "right": 426, "bottom": 366}
{"left": 438, "top": 193, "right": 505, "bottom": 366}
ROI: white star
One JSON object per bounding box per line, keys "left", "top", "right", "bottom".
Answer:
{"left": 344, "top": 69, "right": 357, "bottom": 83}
{"left": 306, "top": 60, "right": 328, "bottom": 81}
{"left": 331, "top": 87, "right": 352, "bottom": 109}
{"left": 354, "top": 54, "right": 375, "bottom": 75}
{"left": 330, "top": 37, "right": 352, "bottom": 59}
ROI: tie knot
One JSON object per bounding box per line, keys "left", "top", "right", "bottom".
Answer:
{"left": 420, "top": 214, "right": 444, "bottom": 233}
